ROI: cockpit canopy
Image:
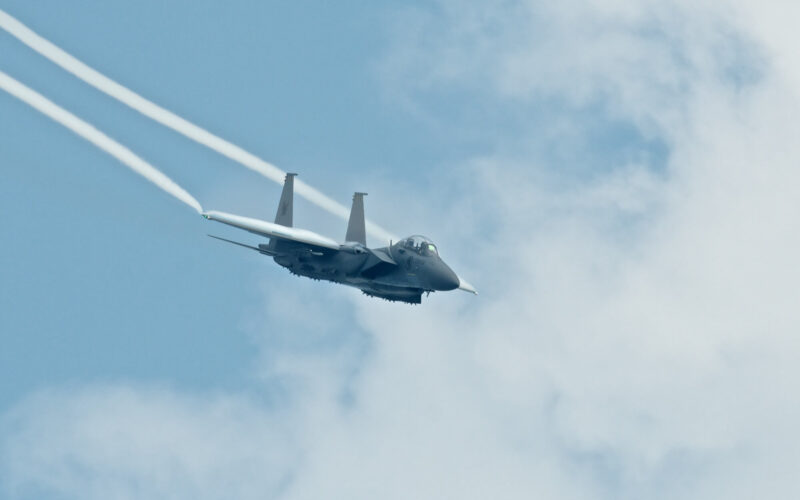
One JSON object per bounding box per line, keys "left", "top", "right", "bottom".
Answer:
{"left": 397, "top": 235, "right": 439, "bottom": 256}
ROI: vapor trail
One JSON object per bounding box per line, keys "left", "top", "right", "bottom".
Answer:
{"left": 0, "top": 9, "right": 398, "bottom": 243}
{"left": 0, "top": 71, "right": 203, "bottom": 214}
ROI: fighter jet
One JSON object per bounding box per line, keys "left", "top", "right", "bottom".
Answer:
{"left": 202, "top": 174, "right": 477, "bottom": 304}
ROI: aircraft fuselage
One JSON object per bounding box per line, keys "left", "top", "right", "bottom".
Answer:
{"left": 204, "top": 173, "right": 476, "bottom": 304}
{"left": 270, "top": 239, "right": 460, "bottom": 304}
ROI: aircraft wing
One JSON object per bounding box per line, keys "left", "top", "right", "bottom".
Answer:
{"left": 202, "top": 210, "right": 340, "bottom": 251}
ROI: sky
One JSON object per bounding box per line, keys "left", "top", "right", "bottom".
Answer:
{"left": 1, "top": 0, "right": 800, "bottom": 498}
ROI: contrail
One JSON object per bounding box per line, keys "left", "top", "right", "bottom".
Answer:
{"left": 0, "top": 9, "right": 398, "bottom": 243}
{"left": 0, "top": 70, "right": 203, "bottom": 214}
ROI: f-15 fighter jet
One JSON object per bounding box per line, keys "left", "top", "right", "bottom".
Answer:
{"left": 202, "top": 174, "right": 477, "bottom": 304}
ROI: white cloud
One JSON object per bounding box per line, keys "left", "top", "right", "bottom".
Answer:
{"left": 4, "top": 1, "right": 800, "bottom": 498}
{"left": 1, "top": 387, "right": 299, "bottom": 499}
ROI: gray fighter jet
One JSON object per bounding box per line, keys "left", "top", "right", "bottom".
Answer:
{"left": 202, "top": 174, "right": 477, "bottom": 304}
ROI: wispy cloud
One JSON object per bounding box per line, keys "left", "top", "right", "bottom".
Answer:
{"left": 3, "top": 1, "right": 800, "bottom": 498}
{"left": 0, "top": 8, "right": 397, "bottom": 244}
{"left": 1, "top": 387, "right": 299, "bottom": 499}
{"left": 0, "top": 71, "right": 202, "bottom": 213}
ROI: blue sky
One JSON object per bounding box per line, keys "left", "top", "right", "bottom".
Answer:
{"left": 3, "top": 1, "right": 800, "bottom": 499}
{"left": 0, "top": 0, "right": 429, "bottom": 407}
{"left": 0, "top": 0, "right": 666, "bottom": 409}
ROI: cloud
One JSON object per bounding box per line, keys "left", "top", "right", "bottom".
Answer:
{"left": 3, "top": 1, "right": 800, "bottom": 499}
{"left": 1, "top": 387, "right": 299, "bottom": 499}
{"left": 0, "top": 8, "right": 396, "bottom": 243}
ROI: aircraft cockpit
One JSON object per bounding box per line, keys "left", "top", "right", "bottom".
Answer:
{"left": 397, "top": 235, "right": 439, "bottom": 257}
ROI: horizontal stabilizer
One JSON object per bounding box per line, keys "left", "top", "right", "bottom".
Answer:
{"left": 207, "top": 235, "right": 277, "bottom": 255}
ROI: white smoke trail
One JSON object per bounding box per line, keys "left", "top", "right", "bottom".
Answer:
{"left": 0, "top": 9, "right": 398, "bottom": 243}
{"left": 0, "top": 71, "right": 203, "bottom": 214}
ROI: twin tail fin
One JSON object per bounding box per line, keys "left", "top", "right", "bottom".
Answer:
{"left": 345, "top": 192, "right": 367, "bottom": 245}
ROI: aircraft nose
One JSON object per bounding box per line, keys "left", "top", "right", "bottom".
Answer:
{"left": 428, "top": 262, "right": 460, "bottom": 291}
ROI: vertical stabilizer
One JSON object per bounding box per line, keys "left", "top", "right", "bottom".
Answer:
{"left": 274, "top": 173, "right": 297, "bottom": 227}
{"left": 345, "top": 192, "right": 367, "bottom": 245}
